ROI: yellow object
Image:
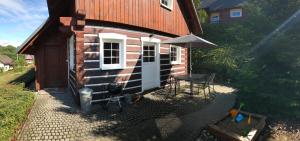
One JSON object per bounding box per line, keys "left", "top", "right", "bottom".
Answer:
{"left": 229, "top": 109, "right": 238, "bottom": 118}
{"left": 248, "top": 114, "right": 251, "bottom": 125}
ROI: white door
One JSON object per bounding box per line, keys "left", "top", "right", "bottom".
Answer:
{"left": 142, "top": 42, "right": 160, "bottom": 91}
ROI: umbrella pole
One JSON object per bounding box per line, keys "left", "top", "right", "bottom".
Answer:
{"left": 189, "top": 43, "right": 192, "bottom": 77}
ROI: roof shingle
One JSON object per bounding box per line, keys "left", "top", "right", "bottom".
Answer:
{"left": 201, "top": 0, "right": 247, "bottom": 11}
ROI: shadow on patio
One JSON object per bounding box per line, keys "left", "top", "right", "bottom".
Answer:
{"left": 50, "top": 85, "right": 236, "bottom": 141}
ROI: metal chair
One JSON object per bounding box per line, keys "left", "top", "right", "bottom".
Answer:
{"left": 106, "top": 83, "right": 124, "bottom": 112}
{"left": 195, "top": 78, "right": 210, "bottom": 100}
{"left": 208, "top": 73, "right": 216, "bottom": 92}
{"left": 196, "top": 73, "right": 216, "bottom": 100}
{"left": 166, "top": 75, "right": 177, "bottom": 97}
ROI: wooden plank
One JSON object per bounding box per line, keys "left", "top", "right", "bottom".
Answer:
{"left": 85, "top": 74, "right": 142, "bottom": 84}
{"left": 90, "top": 0, "right": 95, "bottom": 19}
{"left": 84, "top": 0, "right": 89, "bottom": 19}
{"left": 82, "top": 0, "right": 195, "bottom": 36}
{"left": 103, "top": 0, "right": 108, "bottom": 21}
{"left": 95, "top": 0, "right": 100, "bottom": 20}
{"left": 85, "top": 68, "right": 141, "bottom": 79}
{"left": 99, "top": 0, "right": 103, "bottom": 20}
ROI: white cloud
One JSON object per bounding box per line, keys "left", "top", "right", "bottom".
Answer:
{"left": 0, "top": 0, "right": 48, "bottom": 46}
{"left": 0, "top": 0, "right": 27, "bottom": 14}
{"left": 0, "top": 0, "right": 48, "bottom": 23}
{"left": 0, "top": 39, "right": 21, "bottom": 47}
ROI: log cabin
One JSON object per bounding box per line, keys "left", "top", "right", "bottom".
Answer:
{"left": 17, "top": 0, "right": 202, "bottom": 104}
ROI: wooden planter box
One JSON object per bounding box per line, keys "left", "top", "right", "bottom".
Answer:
{"left": 208, "top": 111, "right": 266, "bottom": 141}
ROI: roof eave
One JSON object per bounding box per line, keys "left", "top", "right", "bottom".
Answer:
{"left": 190, "top": 0, "right": 203, "bottom": 34}
{"left": 17, "top": 18, "right": 51, "bottom": 54}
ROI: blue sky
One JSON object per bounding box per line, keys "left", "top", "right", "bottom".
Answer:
{"left": 0, "top": 0, "right": 48, "bottom": 47}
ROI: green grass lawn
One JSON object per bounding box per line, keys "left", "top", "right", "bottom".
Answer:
{"left": 0, "top": 67, "right": 35, "bottom": 141}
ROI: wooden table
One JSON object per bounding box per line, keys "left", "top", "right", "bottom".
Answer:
{"left": 174, "top": 74, "right": 208, "bottom": 96}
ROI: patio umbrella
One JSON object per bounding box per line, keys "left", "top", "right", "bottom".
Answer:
{"left": 161, "top": 33, "right": 217, "bottom": 76}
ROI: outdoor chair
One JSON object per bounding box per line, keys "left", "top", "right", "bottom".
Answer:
{"left": 195, "top": 77, "right": 210, "bottom": 101}
{"left": 208, "top": 73, "right": 216, "bottom": 92}
{"left": 195, "top": 73, "right": 216, "bottom": 100}
{"left": 105, "top": 83, "right": 124, "bottom": 112}
{"left": 166, "top": 75, "right": 177, "bottom": 97}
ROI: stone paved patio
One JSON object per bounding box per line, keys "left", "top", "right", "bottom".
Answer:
{"left": 18, "top": 86, "right": 236, "bottom": 141}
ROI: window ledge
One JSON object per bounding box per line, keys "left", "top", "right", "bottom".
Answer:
{"left": 171, "top": 61, "right": 181, "bottom": 65}
{"left": 160, "top": 3, "right": 173, "bottom": 11}
{"left": 101, "top": 65, "right": 125, "bottom": 70}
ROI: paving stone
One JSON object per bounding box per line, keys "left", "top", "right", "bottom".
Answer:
{"left": 18, "top": 87, "right": 234, "bottom": 141}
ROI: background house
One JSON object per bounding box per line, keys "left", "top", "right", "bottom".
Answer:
{"left": 201, "top": 0, "right": 247, "bottom": 24}
{"left": 0, "top": 55, "right": 14, "bottom": 72}
{"left": 25, "top": 55, "right": 34, "bottom": 64}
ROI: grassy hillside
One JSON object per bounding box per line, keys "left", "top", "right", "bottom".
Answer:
{"left": 0, "top": 67, "right": 35, "bottom": 141}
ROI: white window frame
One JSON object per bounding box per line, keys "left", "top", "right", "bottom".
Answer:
{"left": 99, "top": 33, "right": 127, "bottom": 70}
{"left": 210, "top": 13, "right": 220, "bottom": 24}
{"left": 170, "top": 45, "right": 181, "bottom": 64}
{"left": 68, "top": 35, "right": 75, "bottom": 70}
{"left": 230, "top": 9, "right": 242, "bottom": 18}
{"left": 160, "top": 0, "right": 173, "bottom": 10}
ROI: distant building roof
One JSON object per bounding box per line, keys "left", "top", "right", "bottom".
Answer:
{"left": 201, "top": 0, "right": 247, "bottom": 11}
{"left": 0, "top": 55, "right": 14, "bottom": 65}
{"left": 25, "top": 55, "right": 34, "bottom": 60}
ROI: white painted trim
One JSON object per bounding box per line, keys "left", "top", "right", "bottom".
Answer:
{"left": 127, "top": 59, "right": 141, "bottom": 62}
{"left": 84, "top": 43, "right": 100, "bottom": 46}
{"left": 126, "top": 52, "right": 141, "bottom": 55}
{"left": 84, "top": 34, "right": 98, "bottom": 37}
{"left": 84, "top": 72, "right": 141, "bottom": 79}
{"left": 84, "top": 52, "right": 100, "bottom": 54}
{"left": 84, "top": 68, "right": 99, "bottom": 71}
{"left": 160, "top": 0, "right": 173, "bottom": 10}
{"left": 85, "top": 79, "right": 142, "bottom": 87}
{"left": 170, "top": 45, "right": 182, "bottom": 65}
{"left": 127, "top": 45, "right": 141, "bottom": 47}
{"left": 99, "top": 33, "right": 127, "bottom": 70}
{"left": 84, "top": 60, "right": 100, "bottom": 63}
{"left": 141, "top": 37, "right": 161, "bottom": 43}
{"left": 230, "top": 8, "right": 243, "bottom": 18}
{"left": 160, "top": 47, "right": 170, "bottom": 50}
{"left": 127, "top": 37, "right": 140, "bottom": 40}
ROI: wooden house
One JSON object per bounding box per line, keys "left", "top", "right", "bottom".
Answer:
{"left": 0, "top": 55, "right": 14, "bottom": 72}
{"left": 201, "top": 0, "right": 247, "bottom": 24}
{"left": 17, "top": 0, "right": 202, "bottom": 103}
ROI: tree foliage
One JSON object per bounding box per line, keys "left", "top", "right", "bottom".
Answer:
{"left": 194, "top": 0, "right": 300, "bottom": 118}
